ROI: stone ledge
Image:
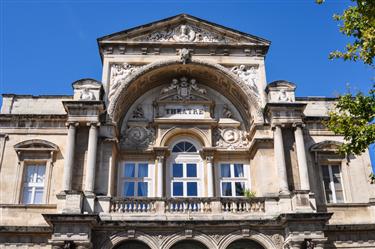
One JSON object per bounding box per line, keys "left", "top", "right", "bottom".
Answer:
{"left": 0, "top": 204, "right": 57, "bottom": 209}
{"left": 0, "top": 226, "right": 51, "bottom": 233}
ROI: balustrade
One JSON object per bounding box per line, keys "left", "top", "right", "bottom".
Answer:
{"left": 109, "top": 197, "right": 267, "bottom": 214}
{"left": 220, "top": 198, "right": 265, "bottom": 213}
{"left": 110, "top": 197, "right": 158, "bottom": 213}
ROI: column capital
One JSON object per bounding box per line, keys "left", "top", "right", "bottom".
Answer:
{"left": 292, "top": 122, "right": 305, "bottom": 128}
{"left": 205, "top": 155, "right": 214, "bottom": 162}
{"left": 65, "top": 122, "right": 79, "bottom": 128}
{"left": 86, "top": 122, "right": 100, "bottom": 127}
{"left": 271, "top": 123, "right": 286, "bottom": 130}
{"left": 153, "top": 146, "right": 168, "bottom": 160}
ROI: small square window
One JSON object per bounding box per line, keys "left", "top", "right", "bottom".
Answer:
{"left": 186, "top": 164, "right": 197, "bottom": 177}
{"left": 123, "top": 182, "right": 135, "bottom": 197}
{"left": 124, "top": 163, "right": 135, "bottom": 178}
{"left": 138, "top": 163, "right": 148, "bottom": 178}
{"left": 187, "top": 182, "right": 198, "bottom": 196}
{"left": 234, "top": 164, "right": 244, "bottom": 177}
{"left": 173, "top": 182, "right": 183, "bottom": 196}
{"left": 173, "top": 164, "right": 183, "bottom": 177}
{"left": 221, "top": 164, "right": 231, "bottom": 177}
{"left": 137, "top": 182, "right": 148, "bottom": 197}
{"left": 221, "top": 182, "right": 232, "bottom": 196}
{"left": 235, "top": 182, "right": 245, "bottom": 196}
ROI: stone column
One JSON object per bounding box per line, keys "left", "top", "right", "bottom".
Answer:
{"left": 294, "top": 123, "right": 310, "bottom": 190}
{"left": 206, "top": 155, "right": 214, "bottom": 197}
{"left": 63, "top": 122, "right": 78, "bottom": 191}
{"left": 156, "top": 155, "right": 164, "bottom": 198}
{"left": 273, "top": 125, "right": 289, "bottom": 194}
{"left": 85, "top": 122, "right": 99, "bottom": 193}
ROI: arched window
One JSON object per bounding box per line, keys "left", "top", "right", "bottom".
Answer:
{"left": 172, "top": 141, "right": 197, "bottom": 153}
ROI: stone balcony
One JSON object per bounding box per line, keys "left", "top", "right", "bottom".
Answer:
{"left": 56, "top": 191, "right": 317, "bottom": 221}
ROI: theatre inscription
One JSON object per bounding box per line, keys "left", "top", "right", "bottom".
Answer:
{"left": 161, "top": 105, "right": 207, "bottom": 119}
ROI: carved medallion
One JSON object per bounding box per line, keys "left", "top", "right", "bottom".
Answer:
{"left": 271, "top": 234, "right": 284, "bottom": 249}
{"left": 215, "top": 128, "right": 249, "bottom": 149}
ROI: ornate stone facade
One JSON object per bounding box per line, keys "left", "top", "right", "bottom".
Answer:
{"left": 0, "top": 14, "right": 374, "bottom": 249}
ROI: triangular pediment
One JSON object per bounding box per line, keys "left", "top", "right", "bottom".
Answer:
{"left": 98, "top": 14, "right": 270, "bottom": 46}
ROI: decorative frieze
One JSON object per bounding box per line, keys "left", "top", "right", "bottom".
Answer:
{"left": 136, "top": 24, "right": 231, "bottom": 43}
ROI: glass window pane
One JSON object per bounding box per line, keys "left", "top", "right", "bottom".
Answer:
{"left": 234, "top": 164, "right": 244, "bottom": 177}
{"left": 173, "top": 182, "right": 183, "bottom": 196}
{"left": 335, "top": 190, "right": 344, "bottom": 203}
{"left": 221, "top": 164, "right": 231, "bottom": 177}
{"left": 123, "top": 182, "right": 135, "bottom": 197}
{"left": 22, "top": 187, "right": 33, "bottom": 204}
{"left": 36, "top": 165, "right": 46, "bottom": 183}
{"left": 173, "top": 164, "right": 183, "bottom": 177}
{"left": 124, "top": 163, "right": 135, "bottom": 178}
{"left": 235, "top": 182, "right": 245, "bottom": 196}
{"left": 26, "top": 165, "right": 36, "bottom": 183}
{"left": 325, "top": 190, "right": 333, "bottom": 203}
{"left": 34, "top": 187, "right": 44, "bottom": 204}
{"left": 187, "top": 164, "right": 197, "bottom": 177}
{"left": 221, "top": 182, "right": 232, "bottom": 196}
{"left": 185, "top": 142, "right": 197, "bottom": 152}
{"left": 187, "top": 182, "right": 197, "bottom": 196}
{"left": 137, "top": 182, "right": 148, "bottom": 197}
{"left": 138, "top": 163, "right": 148, "bottom": 177}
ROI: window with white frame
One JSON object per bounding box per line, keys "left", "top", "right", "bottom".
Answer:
{"left": 321, "top": 164, "right": 345, "bottom": 203}
{"left": 22, "top": 163, "right": 46, "bottom": 204}
{"left": 171, "top": 162, "right": 198, "bottom": 197}
{"left": 220, "top": 163, "right": 247, "bottom": 197}
{"left": 120, "top": 162, "right": 150, "bottom": 197}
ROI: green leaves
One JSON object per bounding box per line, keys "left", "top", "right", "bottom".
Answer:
{"left": 329, "top": 0, "right": 375, "bottom": 66}
{"left": 326, "top": 85, "right": 375, "bottom": 156}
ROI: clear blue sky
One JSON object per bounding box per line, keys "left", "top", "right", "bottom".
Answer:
{"left": 0, "top": 0, "right": 374, "bottom": 166}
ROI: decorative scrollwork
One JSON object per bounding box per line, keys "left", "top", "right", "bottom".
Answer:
{"left": 109, "top": 63, "right": 142, "bottom": 101}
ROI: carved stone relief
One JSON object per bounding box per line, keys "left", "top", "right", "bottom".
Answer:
{"left": 271, "top": 234, "right": 285, "bottom": 249}
{"left": 214, "top": 128, "right": 249, "bottom": 149}
{"left": 222, "top": 104, "right": 233, "bottom": 119}
{"left": 121, "top": 126, "right": 155, "bottom": 149}
{"left": 137, "top": 24, "right": 231, "bottom": 43}
{"left": 132, "top": 105, "right": 145, "bottom": 119}
{"left": 231, "top": 65, "right": 259, "bottom": 95}
{"left": 109, "top": 63, "right": 142, "bottom": 101}
{"left": 79, "top": 87, "right": 96, "bottom": 100}
{"left": 160, "top": 77, "right": 207, "bottom": 100}
{"left": 179, "top": 48, "right": 191, "bottom": 64}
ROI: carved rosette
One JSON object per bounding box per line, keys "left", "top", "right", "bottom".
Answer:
{"left": 121, "top": 126, "right": 155, "bottom": 149}
{"left": 214, "top": 128, "right": 249, "bottom": 149}
{"left": 109, "top": 63, "right": 142, "bottom": 101}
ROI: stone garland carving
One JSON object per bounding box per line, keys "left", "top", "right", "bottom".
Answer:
{"left": 214, "top": 128, "right": 249, "bottom": 149}
{"left": 160, "top": 77, "right": 207, "bottom": 100}
{"left": 121, "top": 126, "right": 155, "bottom": 148}
{"left": 79, "top": 87, "right": 95, "bottom": 100}
{"left": 231, "top": 65, "right": 259, "bottom": 95}
{"left": 139, "top": 24, "right": 229, "bottom": 43}
{"left": 108, "top": 63, "right": 142, "bottom": 101}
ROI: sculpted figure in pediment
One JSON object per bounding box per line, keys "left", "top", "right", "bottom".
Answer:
{"left": 109, "top": 63, "right": 140, "bottom": 101}
{"left": 231, "top": 65, "right": 259, "bottom": 94}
